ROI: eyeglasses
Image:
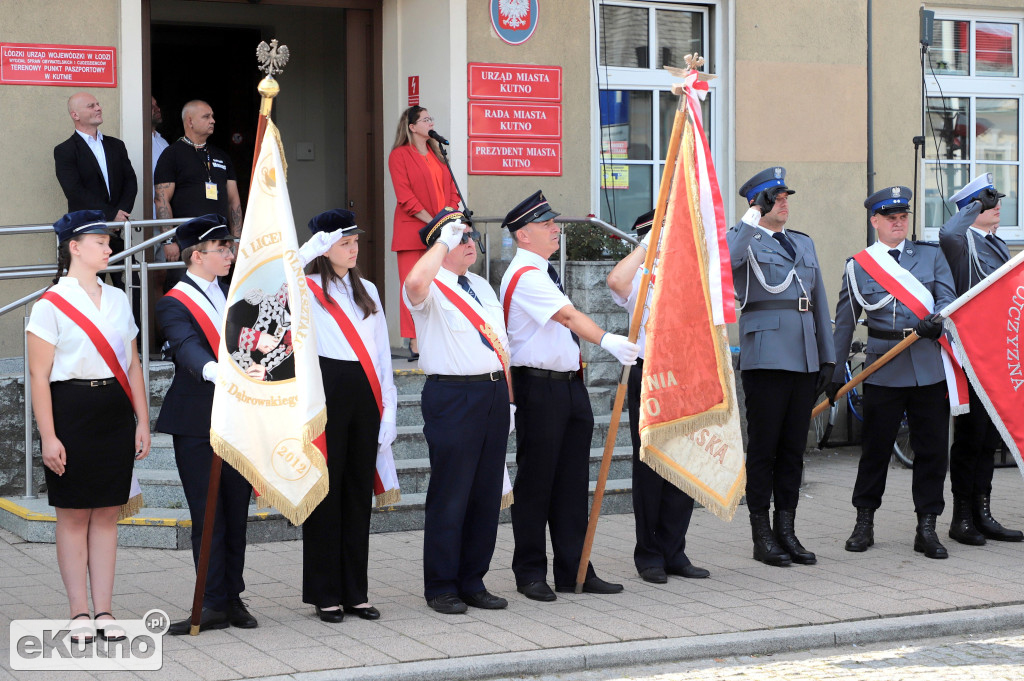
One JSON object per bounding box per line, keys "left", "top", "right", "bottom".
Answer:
{"left": 198, "top": 247, "right": 235, "bottom": 257}
{"left": 417, "top": 117, "right": 434, "bottom": 124}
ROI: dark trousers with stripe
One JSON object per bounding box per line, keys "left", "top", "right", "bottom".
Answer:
{"left": 949, "top": 384, "right": 999, "bottom": 497}
{"left": 303, "top": 359, "right": 380, "bottom": 608}
{"left": 628, "top": 360, "right": 696, "bottom": 572}
{"left": 421, "top": 377, "right": 509, "bottom": 600}
{"left": 741, "top": 369, "right": 817, "bottom": 513}
{"left": 174, "top": 435, "right": 251, "bottom": 610}
{"left": 511, "top": 371, "right": 597, "bottom": 588}
{"left": 855, "top": 382, "right": 949, "bottom": 515}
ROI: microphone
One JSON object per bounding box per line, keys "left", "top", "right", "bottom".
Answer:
{"left": 429, "top": 130, "right": 449, "bottom": 146}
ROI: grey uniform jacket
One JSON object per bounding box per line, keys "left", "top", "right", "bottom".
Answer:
{"left": 938, "top": 202, "right": 1010, "bottom": 296}
{"left": 727, "top": 220, "right": 835, "bottom": 373}
{"left": 831, "top": 242, "right": 956, "bottom": 388}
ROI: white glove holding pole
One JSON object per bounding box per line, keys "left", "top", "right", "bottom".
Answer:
{"left": 640, "top": 231, "right": 652, "bottom": 250}
{"left": 438, "top": 219, "right": 466, "bottom": 252}
{"left": 600, "top": 333, "right": 639, "bottom": 366}
{"left": 377, "top": 420, "right": 397, "bottom": 448}
{"left": 509, "top": 403, "right": 516, "bottom": 435}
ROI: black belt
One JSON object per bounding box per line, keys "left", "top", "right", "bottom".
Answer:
{"left": 868, "top": 327, "right": 915, "bottom": 341}
{"left": 58, "top": 378, "right": 118, "bottom": 387}
{"left": 427, "top": 371, "right": 505, "bottom": 383}
{"left": 742, "top": 297, "right": 811, "bottom": 313}
{"left": 512, "top": 366, "right": 578, "bottom": 381}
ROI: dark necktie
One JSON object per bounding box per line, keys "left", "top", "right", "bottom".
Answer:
{"left": 457, "top": 275, "right": 492, "bottom": 350}
{"left": 772, "top": 231, "right": 796, "bottom": 259}
{"left": 986, "top": 233, "right": 1009, "bottom": 263}
{"left": 888, "top": 248, "right": 901, "bottom": 264}
{"left": 547, "top": 264, "right": 580, "bottom": 346}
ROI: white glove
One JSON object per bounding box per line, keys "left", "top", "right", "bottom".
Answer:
{"left": 438, "top": 219, "right": 466, "bottom": 251}
{"left": 600, "top": 333, "right": 639, "bottom": 366}
{"left": 640, "top": 231, "right": 652, "bottom": 250}
{"left": 202, "top": 361, "right": 218, "bottom": 383}
{"left": 509, "top": 403, "right": 516, "bottom": 435}
{"left": 298, "top": 229, "right": 346, "bottom": 267}
{"left": 741, "top": 206, "right": 763, "bottom": 228}
{"left": 378, "top": 420, "right": 397, "bottom": 448}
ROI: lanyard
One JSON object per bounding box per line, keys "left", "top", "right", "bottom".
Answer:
{"left": 180, "top": 137, "right": 212, "bottom": 182}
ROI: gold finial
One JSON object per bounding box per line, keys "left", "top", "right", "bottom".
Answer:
{"left": 684, "top": 53, "right": 705, "bottom": 70}
{"left": 256, "top": 39, "right": 289, "bottom": 116}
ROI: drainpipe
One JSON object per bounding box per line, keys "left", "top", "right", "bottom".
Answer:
{"left": 866, "top": 0, "right": 875, "bottom": 246}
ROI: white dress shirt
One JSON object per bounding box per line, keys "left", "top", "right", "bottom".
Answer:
{"left": 500, "top": 248, "right": 579, "bottom": 371}
{"left": 310, "top": 273, "right": 397, "bottom": 423}
{"left": 76, "top": 129, "right": 109, "bottom": 195}
{"left": 184, "top": 270, "right": 226, "bottom": 315}
{"left": 403, "top": 267, "right": 506, "bottom": 377}
{"left": 26, "top": 277, "right": 138, "bottom": 381}
{"left": 610, "top": 267, "right": 649, "bottom": 359}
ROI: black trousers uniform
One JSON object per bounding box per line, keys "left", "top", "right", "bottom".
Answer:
{"left": 741, "top": 369, "right": 817, "bottom": 513}
{"left": 511, "top": 369, "right": 597, "bottom": 588}
{"left": 303, "top": 359, "right": 380, "bottom": 608}
{"left": 949, "top": 385, "right": 999, "bottom": 497}
{"left": 628, "top": 360, "right": 695, "bottom": 572}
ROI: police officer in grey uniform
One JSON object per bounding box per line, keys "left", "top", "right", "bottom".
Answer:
{"left": 728, "top": 167, "right": 835, "bottom": 568}
{"left": 829, "top": 186, "right": 956, "bottom": 559}
{"left": 939, "top": 174, "right": 1023, "bottom": 545}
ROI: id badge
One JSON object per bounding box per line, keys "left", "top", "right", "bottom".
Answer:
{"left": 205, "top": 182, "right": 218, "bottom": 201}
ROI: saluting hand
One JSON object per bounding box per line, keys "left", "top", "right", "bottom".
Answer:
{"left": 41, "top": 435, "right": 67, "bottom": 476}
{"left": 135, "top": 422, "right": 151, "bottom": 460}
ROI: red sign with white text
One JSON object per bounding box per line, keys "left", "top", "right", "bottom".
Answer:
{"left": 0, "top": 43, "right": 117, "bottom": 87}
{"left": 468, "top": 63, "right": 561, "bottom": 101}
{"left": 468, "top": 102, "right": 561, "bottom": 139}
{"left": 468, "top": 140, "right": 561, "bottom": 176}
{"left": 407, "top": 75, "right": 419, "bottom": 106}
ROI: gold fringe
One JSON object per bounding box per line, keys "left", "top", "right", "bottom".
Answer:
{"left": 374, "top": 488, "right": 401, "bottom": 509}
{"left": 117, "top": 492, "right": 144, "bottom": 521}
{"left": 499, "top": 490, "right": 514, "bottom": 510}
{"left": 641, "top": 446, "right": 744, "bottom": 522}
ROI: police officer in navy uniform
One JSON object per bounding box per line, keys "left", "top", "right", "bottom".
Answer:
{"left": 727, "top": 167, "right": 835, "bottom": 568}
{"left": 940, "top": 174, "right": 1023, "bottom": 545}
{"left": 829, "top": 186, "right": 956, "bottom": 559}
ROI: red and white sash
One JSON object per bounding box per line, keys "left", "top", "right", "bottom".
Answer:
{"left": 165, "top": 281, "right": 222, "bottom": 354}
{"left": 308, "top": 280, "right": 400, "bottom": 507}
{"left": 853, "top": 242, "right": 969, "bottom": 414}
{"left": 503, "top": 265, "right": 584, "bottom": 380}
{"left": 40, "top": 289, "right": 144, "bottom": 518}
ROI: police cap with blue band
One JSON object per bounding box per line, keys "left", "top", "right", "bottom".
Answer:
{"left": 174, "top": 214, "right": 236, "bottom": 249}
{"left": 949, "top": 173, "right": 1005, "bottom": 210}
{"left": 739, "top": 167, "right": 796, "bottom": 203}
{"left": 864, "top": 186, "right": 912, "bottom": 215}
{"left": 53, "top": 210, "right": 111, "bottom": 244}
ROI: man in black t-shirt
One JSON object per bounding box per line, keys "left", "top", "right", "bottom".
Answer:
{"left": 155, "top": 100, "right": 242, "bottom": 289}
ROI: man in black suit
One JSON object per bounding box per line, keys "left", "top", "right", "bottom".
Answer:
{"left": 54, "top": 92, "right": 138, "bottom": 286}
{"left": 155, "top": 214, "right": 258, "bottom": 635}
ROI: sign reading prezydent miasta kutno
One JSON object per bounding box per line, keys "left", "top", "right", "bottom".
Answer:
{"left": 0, "top": 43, "right": 117, "bottom": 87}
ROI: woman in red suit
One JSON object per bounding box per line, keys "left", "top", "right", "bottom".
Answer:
{"left": 388, "top": 106, "right": 460, "bottom": 358}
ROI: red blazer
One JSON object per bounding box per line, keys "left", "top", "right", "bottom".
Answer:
{"left": 388, "top": 145, "right": 460, "bottom": 252}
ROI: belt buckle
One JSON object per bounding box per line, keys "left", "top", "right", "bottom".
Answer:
{"left": 902, "top": 328, "right": 914, "bottom": 338}
{"left": 490, "top": 371, "right": 499, "bottom": 382}
{"left": 798, "top": 297, "right": 810, "bottom": 312}
{"left": 89, "top": 379, "right": 102, "bottom": 387}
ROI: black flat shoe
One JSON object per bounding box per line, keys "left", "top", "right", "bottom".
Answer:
{"left": 94, "top": 611, "right": 126, "bottom": 642}
{"left": 556, "top": 576, "right": 623, "bottom": 594}
{"left": 315, "top": 606, "right": 345, "bottom": 623}
{"left": 227, "top": 597, "right": 258, "bottom": 628}
{"left": 169, "top": 607, "right": 229, "bottom": 635}
{"left": 460, "top": 590, "right": 508, "bottom": 609}
{"left": 638, "top": 567, "right": 668, "bottom": 584}
{"left": 407, "top": 352, "right": 419, "bottom": 362}
{"left": 667, "top": 564, "right": 711, "bottom": 579}
{"left": 343, "top": 605, "right": 380, "bottom": 620}
{"left": 517, "top": 580, "right": 556, "bottom": 602}
{"left": 426, "top": 593, "right": 467, "bottom": 614}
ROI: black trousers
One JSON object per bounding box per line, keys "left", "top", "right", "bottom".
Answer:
{"left": 855, "top": 381, "right": 949, "bottom": 515}
{"left": 174, "top": 435, "right": 251, "bottom": 610}
{"left": 741, "top": 369, "right": 816, "bottom": 513}
{"left": 949, "top": 384, "right": 999, "bottom": 497}
{"left": 302, "top": 359, "right": 380, "bottom": 608}
{"left": 628, "top": 360, "right": 695, "bottom": 571}
{"left": 511, "top": 371, "right": 597, "bottom": 588}
{"left": 421, "top": 377, "right": 509, "bottom": 600}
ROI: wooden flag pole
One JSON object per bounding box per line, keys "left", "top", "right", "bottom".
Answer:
{"left": 573, "top": 92, "right": 689, "bottom": 593}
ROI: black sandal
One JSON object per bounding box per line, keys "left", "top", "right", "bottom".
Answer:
{"left": 94, "top": 611, "right": 127, "bottom": 642}
{"left": 69, "top": 612, "right": 94, "bottom": 644}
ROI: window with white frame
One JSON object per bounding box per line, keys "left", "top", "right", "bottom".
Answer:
{"left": 595, "top": 1, "right": 721, "bottom": 231}
{"left": 923, "top": 11, "right": 1022, "bottom": 240}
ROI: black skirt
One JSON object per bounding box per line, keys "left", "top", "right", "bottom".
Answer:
{"left": 45, "top": 381, "right": 136, "bottom": 509}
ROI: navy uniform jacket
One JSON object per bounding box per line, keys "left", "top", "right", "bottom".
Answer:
{"left": 54, "top": 132, "right": 138, "bottom": 220}
{"left": 831, "top": 242, "right": 956, "bottom": 388}
{"left": 727, "top": 217, "right": 835, "bottom": 372}
{"left": 938, "top": 202, "right": 1010, "bottom": 296}
{"left": 155, "top": 276, "right": 229, "bottom": 437}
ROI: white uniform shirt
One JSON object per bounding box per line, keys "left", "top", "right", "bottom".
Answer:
{"left": 76, "top": 129, "right": 110, "bottom": 195}
{"left": 310, "top": 273, "right": 397, "bottom": 423}
{"left": 610, "top": 267, "right": 649, "bottom": 359}
{"left": 500, "top": 248, "right": 579, "bottom": 371}
{"left": 26, "top": 277, "right": 139, "bottom": 381}
{"left": 184, "top": 270, "right": 226, "bottom": 315}
{"left": 403, "top": 267, "right": 506, "bottom": 377}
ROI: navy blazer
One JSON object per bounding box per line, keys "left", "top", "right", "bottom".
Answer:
{"left": 155, "top": 275, "right": 229, "bottom": 437}
{"left": 939, "top": 202, "right": 1010, "bottom": 296}
{"left": 54, "top": 131, "right": 138, "bottom": 220}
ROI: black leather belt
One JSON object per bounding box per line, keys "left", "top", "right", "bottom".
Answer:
{"left": 513, "top": 366, "right": 578, "bottom": 381}
{"left": 427, "top": 371, "right": 504, "bottom": 383}
{"left": 742, "top": 297, "right": 811, "bottom": 313}
{"left": 868, "top": 328, "right": 915, "bottom": 341}
{"left": 59, "top": 378, "right": 118, "bottom": 387}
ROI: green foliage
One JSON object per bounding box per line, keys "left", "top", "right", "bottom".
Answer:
{"left": 563, "top": 223, "right": 632, "bottom": 261}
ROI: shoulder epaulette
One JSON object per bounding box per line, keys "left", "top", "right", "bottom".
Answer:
{"left": 913, "top": 240, "right": 939, "bottom": 247}
{"left": 787, "top": 229, "right": 810, "bottom": 238}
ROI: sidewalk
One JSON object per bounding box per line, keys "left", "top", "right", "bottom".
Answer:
{"left": 2, "top": 448, "right": 1024, "bottom": 681}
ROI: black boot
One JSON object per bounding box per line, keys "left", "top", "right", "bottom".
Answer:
{"left": 948, "top": 495, "right": 985, "bottom": 545}
{"left": 914, "top": 513, "right": 948, "bottom": 559}
{"left": 844, "top": 507, "right": 874, "bottom": 552}
{"left": 750, "top": 511, "right": 791, "bottom": 567}
{"left": 972, "top": 493, "right": 1024, "bottom": 542}
{"left": 773, "top": 509, "right": 816, "bottom": 565}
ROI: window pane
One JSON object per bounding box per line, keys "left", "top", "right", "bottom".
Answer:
{"left": 976, "top": 22, "right": 1018, "bottom": 77}
{"left": 659, "top": 91, "right": 711, "bottom": 160}
{"left": 929, "top": 19, "right": 969, "bottom": 76}
{"left": 600, "top": 164, "right": 653, "bottom": 231}
{"left": 926, "top": 97, "right": 969, "bottom": 160}
{"left": 977, "top": 163, "right": 1019, "bottom": 227}
{"left": 600, "top": 90, "right": 653, "bottom": 160}
{"left": 656, "top": 10, "right": 703, "bottom": 70}
{"left": 976, "top": 99, "right": 1018, "bottom": 161}
{"left": 601, "top": 6, "right": 649, "bottom": 68}
{"left": 922, "top": 163, "right": 970, "bottom": 229}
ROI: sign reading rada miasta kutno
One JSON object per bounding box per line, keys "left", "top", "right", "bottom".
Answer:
{"left": 467, "top": 63, "right": 562, "bottom": 176}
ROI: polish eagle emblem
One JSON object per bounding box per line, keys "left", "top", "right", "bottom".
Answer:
{"left": 256, "top": 39, "right": 290, "bottom": 76}
{"left": 499, "top": 0, "right": 531, "bottom": 28}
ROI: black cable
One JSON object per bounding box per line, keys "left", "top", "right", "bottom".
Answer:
{"left": 592, "top": 0, "right": 616, "bottom": 223}
{"left": 925, "top": 46, "right": 957, "bottom": 229}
